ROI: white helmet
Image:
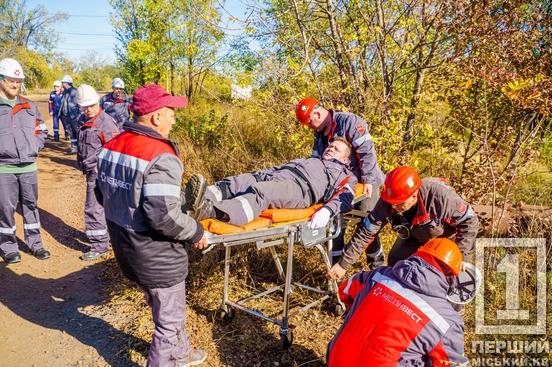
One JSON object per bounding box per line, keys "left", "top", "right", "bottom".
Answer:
{"left": 0, "top": 58, "right": 25, "bottom": 79}
{"left": 77, "top": 84, "right": 100, "bottom": 107}
{"left": 447, "top": 262, "right": 482, "bottom": 305}
{"left": 53, "top": 80, "right": 62, "bottom": 87}
{"left": 61, "top": 75, "right": 73, "bottom": 84}
{"left": 112, "top": 77, "right": 124, "bottom": 89}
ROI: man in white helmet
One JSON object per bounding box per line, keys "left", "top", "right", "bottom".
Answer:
{"left": 76, "top": 84, "right": 120, "bottom": 261}
{"left": 48, "top": 80, "right": 66, "bottom": 141}
{"left": 0, "top": 58, "right": 50, "bottom": 263}
{"left": 59, "top": 74, "right": 81, "bottom": 153}
{"left": 99, "top": 77, "right": 132, "bottom": 129}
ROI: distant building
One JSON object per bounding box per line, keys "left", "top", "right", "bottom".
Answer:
{"left": 231, "top": 83, "right": 252, "bottom": 100}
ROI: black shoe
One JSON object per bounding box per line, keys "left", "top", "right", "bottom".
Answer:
{"left": 366, "top": 253, "right": 385, "bottom": 270}
{"left": 4, "top": 252, "right": 21, "bottom": 264}
{"left": 80, "top": 251, "right": 108, "bottom": 261}
{"left": 184, "top": 174, "right": 207, "bottom": 214}
{"left": 32, "top": 248, "right": 51, "bottom": 260}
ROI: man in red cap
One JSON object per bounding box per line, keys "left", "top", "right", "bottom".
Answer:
{"left": 327, "top": 166, "right": 478, "bottom": 281}
{"left": 296, "top": 98, "right": 385, "bottom": 266}
{"left": 95, "top": 84, "right": 208, "bottom": 367}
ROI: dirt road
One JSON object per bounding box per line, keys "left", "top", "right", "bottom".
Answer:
{"left": 0, "top": 96, "right": 137, "bottom": 367}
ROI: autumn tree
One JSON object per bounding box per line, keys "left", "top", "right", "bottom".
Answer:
{"left": 110, "top": 0, "right": 223, "bottom": 98}
{"left": 0, "top": 0, "right": 67, "bottom": 55}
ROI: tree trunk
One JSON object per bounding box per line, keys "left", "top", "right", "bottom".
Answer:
{"left": 374, "top": 0, "right": 392, "bottom": 126}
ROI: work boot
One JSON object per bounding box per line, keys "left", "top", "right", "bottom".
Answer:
{"left": 184, "top": 174, "right": 207, "bottom": 214}
{"left": 193, "top": 197, "right": 216, "bottom": 222}
{"left": 32, "top": 248, "right": 51, "bottom": 260}
{"left": 80, "top": 250, "right": 108, "bottom": 261}
{"left": 366, "top": 253, "right": 385, "bottom": 270}
{"left": 3, "top": 252, "right": 22, "bottom": 264}
{"left": 178, "top": 349, "right": 207, "bottom": 367}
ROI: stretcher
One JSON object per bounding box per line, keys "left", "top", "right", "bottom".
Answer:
{"left": 201, "top": 188, "right": 366, "bottom": 348}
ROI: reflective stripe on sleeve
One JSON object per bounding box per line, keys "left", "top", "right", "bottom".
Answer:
{"left": 372, "top": 272, "right": 450, "bottom": 334}
{"left": 143, "top": 183, "right": 181, "bottom": 197}
{"left": 86, "top": 229, "right": 108, "bottom": 237}
{"left": 23, "top": 223, "right": 41, "bottom": 230}
{"left": 0, "top": 225, "right": 17, "bottom": 234}
{"left": 342, "top": 275, "right": 355, "bottom": 296}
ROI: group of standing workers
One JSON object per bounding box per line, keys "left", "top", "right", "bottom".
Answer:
{"left": 2, "top": 56, "right": 133, "bottom": 263}
{"left": 0, "top": 55, "right": 477, "bottom": 366}
{"left": 48, "top": 72, "right": 134, "bottom": 261}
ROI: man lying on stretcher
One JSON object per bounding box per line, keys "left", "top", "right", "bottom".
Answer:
{"left": 185, "top": 137, "right": 357, "bottom": 229}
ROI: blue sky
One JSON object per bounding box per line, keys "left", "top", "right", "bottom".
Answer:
{"left": 27, "top": 0, "right": 251, "bottom": 63}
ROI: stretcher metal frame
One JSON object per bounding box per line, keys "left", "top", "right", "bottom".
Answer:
{"left": 202, "top": 194, "right": 366, "bottom": 347}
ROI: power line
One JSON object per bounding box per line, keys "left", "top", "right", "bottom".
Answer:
{"left": 61, "top": 32, "right": 114, "bottom": 37}
{"left": 55, "top": 47, "right": 114, "bottom": 51}
{"left": 66, "top": 14, "right": 108, "bottom": 18}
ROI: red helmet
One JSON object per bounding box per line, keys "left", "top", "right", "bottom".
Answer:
{"left": 417, "top": 238, "right": 463, "bottom": 276}
{"left": 380, "top": 166, "right": 422, "bottom": 204}
{"left": 295, "top": 98, "right": 320, "bottom": 125}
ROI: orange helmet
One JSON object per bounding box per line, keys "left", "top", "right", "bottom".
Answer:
{"left": 380, "top": 166, "right": 422, "bottom": 204}
{"left": 418, "top": 238, "right": 463, "bottom": 276}
{"left": 296, "top": 98, "right": 320, "bottom": 125}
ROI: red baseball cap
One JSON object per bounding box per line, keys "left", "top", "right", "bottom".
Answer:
{"left": 132, "top": 84, "right": 188, "bottom": 116}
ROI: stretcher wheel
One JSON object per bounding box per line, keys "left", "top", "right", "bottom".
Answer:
{"left": 334, "top": 304, "right": 346, "bottom": 316}
{"left": 218, "top": 308, "right": 235, "bottom": 324}
{"left": 279, "top": 331, "right": 293, "bottom": 349}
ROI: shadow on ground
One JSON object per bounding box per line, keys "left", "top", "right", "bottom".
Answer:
{"left": 38, "top": 207, "right": 89, "bottom": 252}
{"left": 0, "top": 260, "right": 144, "bottom": 367}
{"left": 188, "top": 247, "right": 326, "bottom": 367}
{"left": 190, "top": 300, "right": 324, "bottom": 367}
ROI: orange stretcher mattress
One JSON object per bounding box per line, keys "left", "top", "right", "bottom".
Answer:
{"left": 201, "top": 183, "right": 364, "bottom": 235}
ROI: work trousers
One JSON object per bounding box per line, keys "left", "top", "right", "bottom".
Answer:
{"left": 206, "top": 172, "right": 261, "bottom": 200}
{"left": 84, "top": 172, "right": 110, "bottom": 253}
{"left": 331, "top": 187, "right": 382, "bottom": 265}
{"left": 62, "top": 115, "right": 80, "bottom": 151}
{"left": 140, "top": 279, "right": 192, "bottom": 367}
{"left": 208, "top": 174, "right": 312, "bottom": 226}
{"left": 52, "top": 114, "right": 67, "bottom": 141}
{"left": 0, "top": 171, "right": 44, "bottom": 255}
